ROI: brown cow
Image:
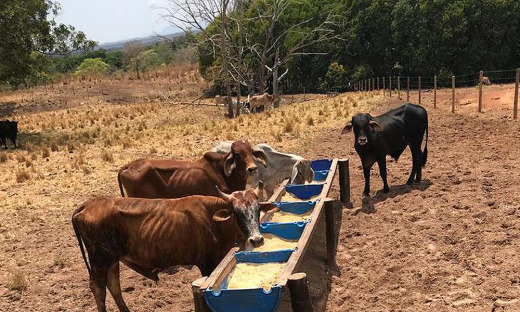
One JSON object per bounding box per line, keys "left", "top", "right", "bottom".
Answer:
{"left": 72, "top": 186, "right": 277, "bottom": 312}
{"left": 248, "top": 93, "right": 275, "bottom": 112}
{"left": 118, "top": 140, "right": 267, "bottom": 198}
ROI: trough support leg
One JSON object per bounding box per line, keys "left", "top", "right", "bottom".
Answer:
{"left": 338, "top": 159, "right": 351, "bottom": 207}
{"left": 325, "top": 200, "right": 340, "bottom": 275}
{"left": 192, "top": 277, "right": 210, "bottom": 312}
{"left": 288, "top": 273, "right": 314, "bottom": 312}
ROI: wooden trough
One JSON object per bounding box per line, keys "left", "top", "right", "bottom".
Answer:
{"left": 192, "top": 158, "right": 350, "bottom": 312}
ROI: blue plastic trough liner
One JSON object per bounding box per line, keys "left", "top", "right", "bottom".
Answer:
{"left": 272, "top": 200, "right": 318, "bottom": 215}
{"left": 285, "top": 183, "right": 324, "bottom": 200}
{"left": 203, "top": 250, "right": 293, "bottom": 312}
{"left": 313, "top": 170, "right": 329, "bottom": 181}
{"left": 260, "top": 221, "right": 308, "bottom": 240}
{"left": 311, "top": 158, "right": 333, "bottom": 171}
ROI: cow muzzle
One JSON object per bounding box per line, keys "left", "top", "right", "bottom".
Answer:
{"left": 357, "top": 136, "right": 368, "bottom": 146}
{"left": 248, "top": 235, "right": 264, "bottom": 247}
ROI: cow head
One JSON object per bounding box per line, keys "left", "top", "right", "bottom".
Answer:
{"left": 341, "top": 113, "right": 383, "bottom": 146}
{"left": 224, "top": 140, "right": 268, "bottom": 177}
{"left": 291, "top": 159, "right": 314, "bottom": 184}
{"left": 214, "top": 183, "right": 277, "bottom": 249}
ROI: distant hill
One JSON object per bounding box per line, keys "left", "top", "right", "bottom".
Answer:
{"left": 96, "top": 32, "right": 185, "bottom": 51}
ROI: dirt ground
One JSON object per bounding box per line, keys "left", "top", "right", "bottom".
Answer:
{"left": 0, "top": 82, "right": 519, "bottom": 311}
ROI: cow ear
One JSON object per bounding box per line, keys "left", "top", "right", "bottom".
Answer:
{"left": 252, "top": 150, "right": 268, "bottom": 167}
{"left": 213, "top": 209, "right": 232, "bottom": 222}
{"left": 224, "top": 153, "right": 236, "bottom": 177}
{"left": 306, "top": 162, "right": 314, "bottom": 182}
{"left": 369, "top": 120, "right": 383, "bottom": 132}
{"left": 259, "top": 203, "right": 279, "bottom": 214}
{"left": 341, "top": 123, "right": 353, "bottom": 134}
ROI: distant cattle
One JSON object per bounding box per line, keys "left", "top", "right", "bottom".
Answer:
{"left": 248, "top": 93, "right": 275, "bottom": 112}
{"left": 118, "top": 140, "right": 267, "bottom": 198}
{"left": 0, "top": 120, "right": 18, "bottom": 149}
{"left": 211, "top": 142, "right": 314, "bottom": 198}
{"left": 482, "top": 76, "right": 491, "bottom": 85}
{"left": 341, "top": 103, "right": 428, "bottom": 196}
{"left": 72, "top": 185, "right": 277, "bottom": 312}
{"left": 215, "top": 95, "right": 228, "bottom": 107}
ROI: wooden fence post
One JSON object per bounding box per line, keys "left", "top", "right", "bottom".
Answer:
{"left": 288, "top": 273, "right": 313, "bottom": 312}
{"left": 418, "top": 76, "right": 421, "bottom": 104}
{"left": 452, "top": 76, "right": 456, "bottom": 113}
{"left": 406, "top": 76, "right": 410, "bottom": 102}
{"left": 479, "top": 70, "right": 483, "bottom": 113}
{"left": 514, "top": 68, "right": 519, "bottom": 119}
{"left": 389, "top": 76, "right": 392, "bottom": 97}
{"left": 338, "top": 159, "right": 350, "bottom": 206}
{"left": 377, "top": 77, "right": 380, "bottom": 91}
{"left": 383, "top": 77, "right": 386, "bottom": 95}
{"left": 372, "top": 78, "right": 375, "bottom": 91}
{"left": 192, "top": 277, "right": 210, "bottom": 312}
{"left": 325, "top": 200, "right": 340, "bottom": 274}
{"left": 397, "top": 76, "right": 401, "bottom": 99}
{"left": 434, "top": 75, "right": 437, "bottom": 109}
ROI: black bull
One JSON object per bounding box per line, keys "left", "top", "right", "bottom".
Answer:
{"left": 342, "top": 103, "right": 428, "bottom": 196}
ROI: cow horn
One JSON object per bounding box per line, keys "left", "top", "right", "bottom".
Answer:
{"left": 216, "top": 186, "right": 234, "bottom": 202}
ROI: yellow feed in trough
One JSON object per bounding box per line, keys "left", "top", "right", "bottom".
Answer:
{"left": 270, "top": 210, "right": 312, "bottom": 223}
{"left": 253, "top": 234, "right": 298, "bottom": 252}
{"left": 280, "top": 193, "right": 319, "bottom": 202}
{"left": 227, "top": 262, "right": 286, "bottom": 290}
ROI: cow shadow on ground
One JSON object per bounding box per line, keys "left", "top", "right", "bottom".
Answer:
{"left": 354, "top": 179, "right": 432, "bottom": 215}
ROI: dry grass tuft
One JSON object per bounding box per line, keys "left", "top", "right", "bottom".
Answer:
{"left": 284, "top": 119, "right": 294, "bottom": 133}
{"left": 16, "top": 169, "right": 31, "bottom": 183}
{"left": 101, "top": 150, "right": 114, "bottom": 162}
{"left": 0, "top": 152, "right": 7, "bottom": 163}
{"left": 50, "top": 141, "right": 59, "bottom": 152}
{"left": 7, "top": 270, "right": 28, "bottom": 292}
{"left": 41, "top": 147, "right": 50, "bottom": 158}
{"left": 307, "top": 116, "right": 314, "bottom": 126}
{"left": 53, "top": 253, "right": 66, "bottom": 268}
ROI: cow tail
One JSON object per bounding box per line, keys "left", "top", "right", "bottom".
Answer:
{"left": 422, "top": 119, "right": 428, "bottom": 167}
{"left": 117, "top": 167, "right": 126, "bottom": 197}
{"left": 72, "top": 206, "right": 91, "bottom": 277}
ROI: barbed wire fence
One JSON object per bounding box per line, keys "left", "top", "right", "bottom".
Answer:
{"left": 354, "top": 68, "right": 520, "bottom": 119}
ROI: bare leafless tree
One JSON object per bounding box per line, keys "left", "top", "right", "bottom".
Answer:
{"left": 161, "top": 0, "right": 339, "bottom": 115}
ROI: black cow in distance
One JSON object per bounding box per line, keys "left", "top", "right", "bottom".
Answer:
{"left": 342, "top": 103, "right": 428, "bottom": 196}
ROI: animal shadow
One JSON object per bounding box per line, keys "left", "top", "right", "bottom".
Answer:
{"left": 355, "top": 179, "right": 432, "bottom": 214}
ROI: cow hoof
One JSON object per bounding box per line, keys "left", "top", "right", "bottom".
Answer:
{"left": 383, "top": 187, "right": 390, "bottom": 193}
{"left": 406, "top": 180, "right": 414, "bottom": 185}
{"left": 362, "top": 192, "right": 370, "bottom": 198}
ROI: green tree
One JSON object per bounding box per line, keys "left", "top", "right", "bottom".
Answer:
{"left": 74, "top": 58, "right": 110, "bottom": 79}
{"left": 320, "top": 62, "right": 346, "bottom": 90}
{"left": 0, "top": 0, "right": 95, "bottom": 87}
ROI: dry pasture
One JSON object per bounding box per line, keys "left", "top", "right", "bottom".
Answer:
{"left": 0, "top": 81, "right": 519, "bottom": 311}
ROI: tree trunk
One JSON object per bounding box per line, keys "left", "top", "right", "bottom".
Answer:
{"left": 273, "top": 49, "right": 279, "bottom": 108}
{"left": 236, "top": 84, "right": 241, "bottom": 116}
{"left": 220, "top": 0, "right": 233, "bottom": 118}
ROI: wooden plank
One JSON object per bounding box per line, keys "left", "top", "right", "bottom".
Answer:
{"left": 200, "top": 247, "right": 238, "bottom": 290}
{"left": 276, "top": 159, "right": 338, "bottom": 286}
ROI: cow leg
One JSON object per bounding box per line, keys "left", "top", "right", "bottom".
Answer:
{"left": 407, "top": 144, "right": 422, "bottom": 184}
{"left": 412, "top": 144, "right": 423, "bottom": 183}
{"left": 89, "top": 266, "right": 109, "bottom": 312}
{"left": 362, "top": 165, "right": 372, "bottom": 196}
{"left": 107, "top": 262, "right": 130, "bottom": 312}
{"left": 377, "top": 158, "right": 390, "bottom": 193}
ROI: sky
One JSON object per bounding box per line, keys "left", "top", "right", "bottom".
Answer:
{"left": 54, "top": 0, "right": 176, "bottom": 44}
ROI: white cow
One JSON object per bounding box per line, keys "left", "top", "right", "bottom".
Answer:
{"left": 211, "top": 142, "right": 314, "bottom": 199}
